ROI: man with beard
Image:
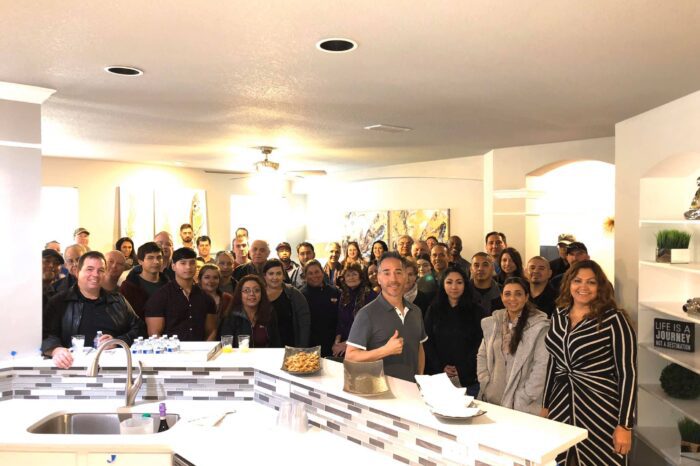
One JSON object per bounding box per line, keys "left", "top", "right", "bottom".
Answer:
{"left": 144, "top": 247, "right": 217, "bottom": 341}
{"left": 43, "top": 251, "right": 144, "bottom": 368}
{"left": 469, "top": 252, "right": 503, "bottom": 317}
{"left": 345, "top": 252, "right": 427, "bottom": 381}
{"left": 526, "top": 256, "right": 557, "bottom": 317}
{"left": 233, "top": 239, "right": 270, "bottom": 280}
{"left": 102, "top": 251, "right": 127, "bottom": 292}
{"left": 275, "top": 242, "right": 298, "bottom": 279}
{"left": 396, "top": 235, "right": 414, "bottom": 258}
{"left": 179, "top": 223, "right": 194, "bottom": 249}
{"left": 447, "top": 235, "right": 471, "bottom": 277}
{"left": 290, "top": 242, "right": 317, "bottom": 289}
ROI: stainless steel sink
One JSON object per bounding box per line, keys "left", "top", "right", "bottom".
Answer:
{"left": 27, "top": 412, "right": 180, "bottom": 434}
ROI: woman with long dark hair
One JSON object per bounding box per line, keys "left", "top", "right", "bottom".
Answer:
{"left": 116, "top": 237, "right": 137, "bottom": 270}
{"left": 543, "top": 260, "right": 637, "bottom": 465}
{"left": 496, "top": 247, "right": 524, "bottom": 284}
{"left": 369, "top": 240, "right": 388, "bottom": 267}
{"left": 218, "top": 274, "right": 280, "bottom": 348}
{"left": 423, "top": 265, "right": 483, "bottom": 395}
{"left": 332, "top": 262, "right": 376, "bottom": 358}
{"left": 476, "top": 277, "right": 549, "bottom": 414}
{"left": 198, "top": 264, "right": 233, "bottom": 339}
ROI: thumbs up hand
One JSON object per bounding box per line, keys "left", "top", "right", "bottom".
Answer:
{"left": 384, "top": 330, "right": 404, "bottom": 356}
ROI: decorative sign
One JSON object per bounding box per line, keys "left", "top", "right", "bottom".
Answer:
{"left": 654, "top": 318, "right": 695, "bottom": 352}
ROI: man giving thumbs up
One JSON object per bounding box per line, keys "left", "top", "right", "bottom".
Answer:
{"left": 345, "top": 251, "right": 427, "bottom": 381}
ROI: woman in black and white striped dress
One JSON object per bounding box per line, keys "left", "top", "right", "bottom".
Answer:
{"left": 542, "top": 260, "right": 637, "bottom": 466}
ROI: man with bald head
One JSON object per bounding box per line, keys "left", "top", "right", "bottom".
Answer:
{"left": 233, "top": 239, "right": 270, "bottom": 280}
{"left": 411, "top": 240, "right": 429, "bottom": 259}
{"left": 102, "top": 250, "right": 127, "bottom": 292}
{"left": 154, "top": 231, "right": 175, "bottom": 280}
{"left": 447, "top": 235, "right": 471, "bottom": 277}
{"left": 526, "top": 256, "right": 557, "bottom": 317}
{"left": 48, "top": 244, "right": 86, "bottom": 295}
{"left": 396, "top": 235, "right": 414, "bottom": 258}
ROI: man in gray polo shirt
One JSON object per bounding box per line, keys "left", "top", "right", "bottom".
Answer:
{"left": 345, "top": 252, "right": 427, "bottom": 382}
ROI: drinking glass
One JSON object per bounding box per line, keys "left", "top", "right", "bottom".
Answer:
{"left": 71, "top": 335, "right": 85, "bottom": 352}
{"left": 238, "top": 335, "right": 250, "bottom": 352}
{"left": 221, "top": 335, "right": 233, "bottom": 353}
{"left": 277, "top": 401, "right": 292, "bottom": 428}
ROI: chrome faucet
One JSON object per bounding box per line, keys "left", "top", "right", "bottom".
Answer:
{"left": 87, "top": 338, "right": 143, "bottom": 407}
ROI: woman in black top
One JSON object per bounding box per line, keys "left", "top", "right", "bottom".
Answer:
{"left": 424, "top": 265, "right": 483, "bottom": 396}
{"left": 263, "top": 259, "right": 310, "bottom": 347}
{"left": 219, "top": 275, "right": 280, "bottom": 348}
{"left": 301, "top": 260, "right": 340, "bottom": 357}
{"left": 332, "top": 262, "right": 376, "bottom": 358}
{"left": 115, "top": 237, "right": 137, "bottom": 271}
{"left": 369, "top": 240, "right": 388, "bottom": 267}
{"left": 496, "top": 247, "right": 524, "bottom": 285}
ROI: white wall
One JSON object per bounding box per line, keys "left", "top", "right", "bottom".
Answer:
{"left": 301, "top": 155, "right": 485, "bottom": 257}
{"left": 0, "top": 99, "right": 44, "bottom": 358}
{"left": 486, "top": 137, "right": 615, "bottom": 257}
{"left": 615, "top": 89, "right": 700, "bottom": 317}
{"left": 41, "top": 158, "right": 306, "bottom": 254}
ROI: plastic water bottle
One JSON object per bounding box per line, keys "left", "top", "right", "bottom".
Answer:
{"left": 165, "top": 337, "right": 174, "bottom": 353}
{"left": 94, "top": 331, "right": 103, "bottom": 349}
{"left": 142, "top": 337, "right": 153, "bottom": 355}
{"left": 154, "top": 337, "right": 163, "bottom": 355}
{"left": 131, "top": 339, "right": 140, "bottom": 355}
{"left": 172, "top": 335, "right": 180, "bottom": 352}
{"left": 136, "top": 336, "right": 145, "bottom": 354}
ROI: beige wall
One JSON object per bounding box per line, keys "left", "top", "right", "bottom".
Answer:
{"left": 615, "top": 89, "right": 700, "bottom": 316}
{"left": 302, "top": 155, "right": 486, "bottom": 257}
{"left": 486, "top": 137, "right": 615, "bottom": 256}
{"left": 41, "top": 157, "right": 305, "bottom": 254}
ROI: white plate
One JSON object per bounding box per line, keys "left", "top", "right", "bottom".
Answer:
{"left": 430, "top": 408, "right": 486, "bottom": 420}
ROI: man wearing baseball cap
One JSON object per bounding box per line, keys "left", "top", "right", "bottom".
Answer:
{"left": 550, "top": 241, "right": 590, "bottom": 294}
{"left": 276, "top": 241, "right": 298, "bottom": 280}
{"left": 73, "top": 227, "right": 91, "bottom": 251}
{"left": 550, "top": 233, "right": 575, "bottom": 277}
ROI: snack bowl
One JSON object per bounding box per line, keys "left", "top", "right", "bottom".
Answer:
{"left": 342, "top": 359, "right": 390, "bottom": 396}
{"left": 280, "top": 345, "right": 322, "bottom": 375}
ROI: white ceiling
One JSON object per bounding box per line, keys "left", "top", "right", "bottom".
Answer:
{"left": 2, "top": 0, "right": 700, "bottom": 173}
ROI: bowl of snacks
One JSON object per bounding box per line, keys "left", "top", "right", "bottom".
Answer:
{"left": 281, "top": 346, "right": 322, "bottom": 375}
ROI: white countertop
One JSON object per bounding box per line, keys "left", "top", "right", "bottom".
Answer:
{"left": 1, "top": 344, "right": 587, "bottom": 465}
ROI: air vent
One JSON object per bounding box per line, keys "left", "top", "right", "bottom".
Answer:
{"left": 316, "top": 38, "right": 357, "bottom": 53}
{"left": 104, "top": 66, "right": 143, "bottom": 76}
{"left": 364, "top": 124, "right": 412, "bottom": 133}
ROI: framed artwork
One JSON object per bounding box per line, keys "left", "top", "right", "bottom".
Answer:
{"left": 118, "top": 186, "right": 154, "bottom": 248}
{"left": 388, "top": 209, "right": 450, "bottom": 249}
{"left": 155, "top": 188, "right": 208, "bottom": 243}
{"left": 342, "top": 210, "right": 389, "bottom": 258}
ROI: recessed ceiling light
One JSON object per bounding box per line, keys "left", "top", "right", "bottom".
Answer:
{"left": 364, "top": 124, "right": 412, "bottom": 133}
{"left": 104, "top": 66, "right": 143, "bottom": 76}
{"left": 316, "top": 38, "right": 357, "bottom": 53}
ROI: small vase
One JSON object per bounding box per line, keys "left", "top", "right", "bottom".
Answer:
{"left": 656, "top": 248, "right": 671, "bottom": 263}
{"left": 671, "top": 248, "right": 690, "bottom": 264}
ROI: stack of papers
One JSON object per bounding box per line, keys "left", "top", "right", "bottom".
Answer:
{"left": 414, "top": 373, "right": 479, "bottom": 417}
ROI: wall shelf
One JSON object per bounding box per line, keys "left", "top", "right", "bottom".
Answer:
{"left": 640, "top": 343, "right": 700, "bottom": 374}
{"left": 636, "top": 426, "right": 698, "bottom": 466}
{"left": 639, "top": 384, "right": 700, "bottom": 424}
{"left": 640, "top": 219, "right": 700, "bottom": 226}
{"left": 639, "top": 261, "right": 700, "bottom": 275}
{"left": 640, "top": 301, "right": 700, "bottom": 325}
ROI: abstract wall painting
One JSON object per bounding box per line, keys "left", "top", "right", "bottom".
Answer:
{"left": 154, "top": 189, "right": 209, "bottom": 241}
{"left": 388, "top": 209, "right": 449, "bottom": 249}
{"left": 118, "top": 186, "right": 154, "bottom": 248}
{"left": 342, "top": 210, "right": 389, "bottom": 258}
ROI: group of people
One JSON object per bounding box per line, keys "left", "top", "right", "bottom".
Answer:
{"left": 40, "top": 227, "right": 636, "bottom": 465}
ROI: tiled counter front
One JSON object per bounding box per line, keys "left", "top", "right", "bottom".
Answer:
{"left": 3, "top": 365, "right": 254, "bottom": 401}
{"left": 254, "top": 370, "right": 545, "bottom": 466}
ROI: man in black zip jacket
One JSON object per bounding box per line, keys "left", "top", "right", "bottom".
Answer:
{"left": 42, "top": 251, "right": 144, "bottom": 369}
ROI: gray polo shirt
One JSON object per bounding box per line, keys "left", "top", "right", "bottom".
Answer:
{"left": 347, "top": 293, "right": 428, "bottom": 382}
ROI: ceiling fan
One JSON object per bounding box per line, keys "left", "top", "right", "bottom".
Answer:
{"left": 204, "top": 146, "right": 327, "bottom": 179}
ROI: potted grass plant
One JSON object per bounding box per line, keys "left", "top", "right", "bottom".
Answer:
{"left": 656, "top": 229, "right": 691, "bottom": 263}
{"left": 678, "top": 417, "right": 700, "bottom": 453}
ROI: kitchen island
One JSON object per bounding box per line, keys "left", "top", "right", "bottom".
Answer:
{"left": 0, "top": 344, "right": 586, "bottom": 465}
